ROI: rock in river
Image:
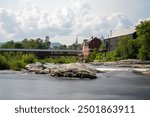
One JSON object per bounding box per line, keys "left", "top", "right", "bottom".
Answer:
{"left": 25, "top": 62, "right": 49, "bottom": 74}
{"left": 49, "top": 63, "right": 97, "bottom": 79}
{"left": 25, "top": 63, "right": 97, "bottom": 79}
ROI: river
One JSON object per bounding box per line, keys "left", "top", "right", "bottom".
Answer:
{"left": 0, "top": 68, "right": 150, "bottom": 100}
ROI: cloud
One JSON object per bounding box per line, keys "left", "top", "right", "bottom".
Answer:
{"left": 0, "top": 0, "right": 133, "bottom": 42}
{"left": 0, "top": 8, "right": 19, "bottom": 39}
{"left": 77, "top": 13, "right": 132, "bottom": 38}
{"left": 136, "top": 17, "right": 150, "bottom": 26}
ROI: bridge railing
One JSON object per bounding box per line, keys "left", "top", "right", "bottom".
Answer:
{"left": 0, "top": 48, "right": 83, "bottom": 56}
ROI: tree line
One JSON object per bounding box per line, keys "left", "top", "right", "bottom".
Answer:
{"left": 0, "top": 38, "right": 82, "bottom": 50}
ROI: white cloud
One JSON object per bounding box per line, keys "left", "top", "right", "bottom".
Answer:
{"left": 0, "top": 0, "right": 133, "bottom": 43}
{"left": 136, "top": 17, "right": 150, "bottom": 26}
{"left": 77, "top": 13, "right": 132, "bottom": 38}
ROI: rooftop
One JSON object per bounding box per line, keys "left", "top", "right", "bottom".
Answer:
{"left": 111, "top": 27, "right": 136, "bottom": 38}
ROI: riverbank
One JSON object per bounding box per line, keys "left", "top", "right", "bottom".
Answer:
{"left": 1, "top": 55, "right": 150, "bottom": 77}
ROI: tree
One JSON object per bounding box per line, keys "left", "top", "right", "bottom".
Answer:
{"left": 87, "top": 48, "right": 98, "bottom": 62}
{"left": 21, "top": 38, "right": 49, "bottom": 49}
{"left": 136, "top": 20, "right": 150, "bottom": 60}
{"left": 0, "top": 40, "right": 15, "bottom": 48}
{"left": 14, "top": 42, "right": 23, "bottom": 48}
{"left": 59, "top": 45, "right": 67, "bottom": 50}
{"left": 115, "top": 36, "right": 138, "bottom": 59}
{"left": 0, "top": 55, "right": 9, "bottom": 70}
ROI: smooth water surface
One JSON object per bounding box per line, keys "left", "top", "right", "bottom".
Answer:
{"left": 0, "top": 69, "right": 150, "bottom": 100}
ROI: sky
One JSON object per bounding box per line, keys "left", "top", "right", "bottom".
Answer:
{"left": 0, "top": 0, "right": 149, "bottom": 44}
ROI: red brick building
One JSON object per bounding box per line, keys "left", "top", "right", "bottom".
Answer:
{"left": 83, "top": 37, "right": 102, "bottom": 57}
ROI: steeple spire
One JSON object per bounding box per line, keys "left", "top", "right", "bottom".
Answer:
{"left": 75, "top": 36, "right": 78, "bottom": 45}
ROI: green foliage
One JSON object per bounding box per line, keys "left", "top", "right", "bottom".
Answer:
{"left": 21, "top": 38, "right": 49, "bottom": 49}
{"left": 9, "top": 60, "right": 26, "bottom": 71}
{"left": 22, "top": 54, "right": 35, "bottom": 64}
{"left": 105, "top": 51, "right": 118, "bottom": 61}
{"left": 0, "top": 53, "right": 35, "bottom": 71}
{"left": 0, "top": 52, "right": 78, "bottom": 71}
{"left": 94, "top": 35, "right": 140, "bottom": 62}
{"left": 0, "top": 40, "right": 15, "bottom": 48}
{"left": 14, "top": 42, "right": 23, "bottom": 48}
{"left": 38, "top": 56, "right": 78, "bottom": 64}
{"left": 87, "top": 48, "right": 98, "bottom": 62}
{"left": 95, "top": 52, "right": 105, "bottom": 61}
{"left": 0, "top": 55, "right": 9, "bottom": 70}
{"left": 136, "top": 20, "right": 150, "bottom": 60}
{"left": 53, "top": 45, "right": 68, "bottom": 50}
{"left": 138, "top": 46, "right": 149, "bottom": 60}
{"left": 115, "top": 36, "right": 139, "bottom": 59}
{"left": 95, "top": 51, "right": 120, "bottom": 62}
{"left": 0, "top": 38, "right": 49, "bottom": 49}
{"left": 1, "top": 52, "right": 23, "bottom": 62}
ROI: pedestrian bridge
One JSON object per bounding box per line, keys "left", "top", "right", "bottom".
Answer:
{"left": 0, "top": 48, "right": 83, "bottom": 57}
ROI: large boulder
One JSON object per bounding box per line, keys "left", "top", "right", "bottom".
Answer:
{"left": 49, "top": 63, "right": 97, "bottom": 79}
{"left": 25, "top": 62, "right": 49, "bottom": 74}
{"left": 25, "top": 63, "right": 97, "bottom": 79}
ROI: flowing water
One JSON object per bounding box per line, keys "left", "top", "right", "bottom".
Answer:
{"left": 0, "top": 68, "right": 150, "bottom": 100}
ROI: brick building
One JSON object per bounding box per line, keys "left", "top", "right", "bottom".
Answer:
{"left": 83, "top": 37, "right": 102, "bottom": 57}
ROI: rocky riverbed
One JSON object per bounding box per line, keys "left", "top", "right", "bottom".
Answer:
{"left": 24, "top": 62, "right": 98, "bottom": 79}
{"left": 92, "top": 59, "right": 150, "bottom": 68}
{"left": 23, "top": 59, "right": 150, "bottom": 79}
{"left": 92, "top": 59, "right": 150, "bottom": 76}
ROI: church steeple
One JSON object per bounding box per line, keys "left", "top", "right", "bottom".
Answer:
{"left": 75, "top": 36, "right": 78, "bottom": 45}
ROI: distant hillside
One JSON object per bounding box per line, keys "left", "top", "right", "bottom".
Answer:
{"left": 51, "top": 42, "right": 62, "bottom": 47}
{"left": 0, "top": 42, "right": 4, "bottom": 46}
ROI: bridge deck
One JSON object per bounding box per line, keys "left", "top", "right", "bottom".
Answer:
{"left": 0, "top": 48, "right": 83, "bottom": 56}
{"left": 0, "top": 48, "right": 82, "bottom": 52}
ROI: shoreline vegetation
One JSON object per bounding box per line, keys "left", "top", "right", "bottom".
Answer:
{"left": 0, "top": 53, "right": 150, "bottom": 77}
{"left": 0, "top": 51, "right": 150, "bottom": 77}
{"left": 0, "top": 53, "right": 78, "bottom": 71}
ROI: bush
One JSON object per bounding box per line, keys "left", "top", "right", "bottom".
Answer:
{"left": 87, "top": 49, "right": 98, "bottom": 62}
{"left": 136, "top": 20, "right": 150, "bottom": 60}
{"left": 0, "top": 55, "right": 9, "bottom": 70}
{"left": 9, "top": 60, "right": 26, "bottom": 71}
{"left": 22, "top": 54, "right": 35, "bottom": 64}
{"left": 40, "top": 56, "right": 77, "bottom": 64}
{"left": 95, "top": 51, "right": 121, "bottom": 62}
{"left": 138, "top": 47, "right": 149, "bottom": 60}
{"left": 95, "top": 53, "right": 105, "bottom": 62}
